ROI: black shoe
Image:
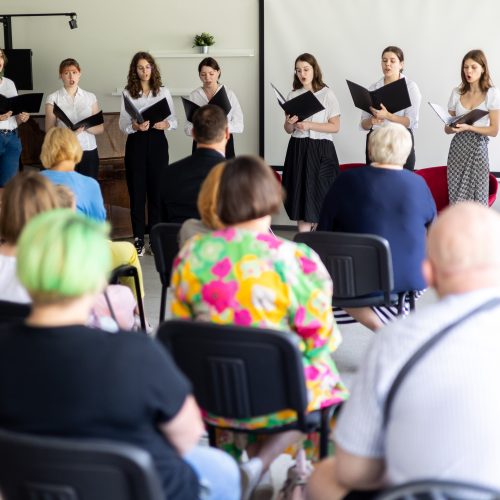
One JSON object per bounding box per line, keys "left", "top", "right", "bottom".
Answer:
{"left": 134, "top": 237, "right": 145, "bottom": 257}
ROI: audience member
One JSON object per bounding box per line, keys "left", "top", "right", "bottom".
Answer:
{"left": 308, "top": 202, "right": 500, "bottom": 499}
{"left": 170, "top": 155, "right": 348, "bottom": 499}
{"left": 318, "top": 123, "right": 436, "bottom": 330}
{"left": 160, "top": 104, "right": 228, "bottom": 223}
{"left": 0, "top": 209, "right": 240, "bottom": 500}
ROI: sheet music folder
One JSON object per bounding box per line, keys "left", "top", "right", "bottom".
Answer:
{"left": 124, "top": 94, "right": 171, "bottom": 124}
{"left": 53, "top": 103, "right": 104, "bottom": 131}
{"left": 270, "top": 83, "right": 324, "bottom": 121}
{"left": 0, "top": 92, "right": 43, "bottom": 115}
{"left": 428, "top": 102, "right": 489, "bottom": 127}
{"left": 346, "top": 78, "right": 411, "bottom": 114}
{"left": 181, "top": 85, "right": 232, "bottom": 122}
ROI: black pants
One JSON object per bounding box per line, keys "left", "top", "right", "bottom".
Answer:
{"left": 192, "top": 133, "right": 235, "bottom": 159}
{"left": 365, "top": 128, "right": 415, "bottom": 171}
{"left": 125, "top": 129, "right": 169, "bottom": 239}
{"left": 75, "top": 148, "right": 100, "bottom": 179}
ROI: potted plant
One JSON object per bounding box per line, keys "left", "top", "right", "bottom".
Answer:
{"left": 193, "top": 32, "right": 215, "bottom": 54}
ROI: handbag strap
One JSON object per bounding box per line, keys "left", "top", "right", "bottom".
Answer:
{"left": 383, "top": 297, "right": 500, "bottom": 427}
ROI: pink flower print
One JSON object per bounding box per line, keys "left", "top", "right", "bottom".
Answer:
{"left": 257, "top": 233, "right": 282, "bottom": 249}
{"left": 213, "top": 227, "right": 236, "bottom": 241}
{"left": 234, "top": 309, "right": 252, "bottom": 326}
{"left": 172, "top": 256, "right": 182, "bottom": 270}
{"left": 294, "top": 306, "right": 306, "bottom": 325}
{"left": 294, "top": 306, "right": 321, "bottom": 338}
{"left": 304, "top": 365, "right": 321, "bottom": 380}
{"left": 201, "top": 280, "right": 238, "bottom": 313}
{"left": 212, "top": 257, "right": 232, "bottom": 278}
{"left": 299, "top": 256, "right": 317, "bottom": 275}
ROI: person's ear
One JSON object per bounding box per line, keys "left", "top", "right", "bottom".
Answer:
{"left": 422, "top": 259, "right": 435, "bottom": 288}
{"left": 224, "top": 127, "right": 230, "bottom": 140}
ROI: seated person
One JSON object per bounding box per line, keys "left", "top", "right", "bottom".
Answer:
{"left": 0, "top": 208, "right": 240, "bottom": 500}
{"left": 160, "top": 104, "right": 228, "bottom": 223}
{"left": 307, "top": 202, "right": 500, "bottom": 499}
{"left": 318, "top": 123, "right": 436, "bottom": 331}
{"left": 170, "top": 155, "right": 348, "bottom": 497}
{"left": 40, "top": 127, "right": 107, "bottom": 222}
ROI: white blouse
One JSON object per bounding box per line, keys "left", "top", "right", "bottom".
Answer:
{"left": 183, "top": 85, "right": 244, "bottom": 136}
{"left": 0, "top": 254, "right": 30, "bottom": 304}
{"left": 0, "top": 77, "right": 19, "bottom": 131}
{"left": 288, "top": 86, "right": 340, "bottom": 142}
{"left": 360, "top": 75, "right": 421, "bottom": 130}
{"left": 46, "top": 87, "right": 98, "bottom": 151}
{"left": 119, "top": 87, "right": 177, "bottom": 135}
{"left": 448, "top": 86, "right": 500, "bottom": 127}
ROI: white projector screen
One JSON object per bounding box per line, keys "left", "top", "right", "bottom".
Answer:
{"left": 263, "top": 0, "right": 500, "bottom": 172}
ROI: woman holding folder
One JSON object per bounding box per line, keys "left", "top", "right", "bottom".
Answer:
{"left": 283, "top": 53, "right": 341, "bottom": 233}
{"left": 0, "top": 49, "right": 29, "bottom": 187}
{"left": 45, "top": 58, "right": 104, "bottom": 180}
{"left": 445, "top": 49, "right": 500, "bottom": 206}
{"left": 360, "top": 46, "right": 421, "bottom": 170}
{"left": 119, "top": 51, "right": 177, "bottom": 257}
{"left": 183, "top": 57, "right": 243, "bottom": 158}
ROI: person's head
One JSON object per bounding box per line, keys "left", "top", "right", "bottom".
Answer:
{"left": 381, "top": 46, "right": 404, "bottom": 79}
{"left": 368, "top": 123, "right": 412, "bottom": 166}
{"left": 192, "top": 104, "right": 228, "bottom": 146}
{"left": 293, "top": 53, "right": 325, "bottom": 92}
{"left": 0, "top": 171, "right": 59, "bottom": 245}
{"left": 0, "top": 48, "right": 7, "bottom": 75}
{"left": 40, "top": 127, "right": 83, "bottom": 169}
{"left": 198, "top": 57, "right": 221, "bottom": 86}
{"left": 126, "top": 51, "right": 162, "bottom": 98}
{"left": 197, "top": 162, "right": 226, "bottom": 230}
{"left": 54, "top": 184, "right": 76, "bottom": 210}
{"left": 423, "top": 202, "right": 500, "bottom": 297}
{"left": 217, "top": 155, "right": 282, "bottom": 225}
{"left": 17, "top": 209, "right": 111, "bottom": 306}
{"left": 58, "top": 58, "right": 81, "bottom": 88}
{"left": 460, "top": 49, "right": 493, "bottom": 94}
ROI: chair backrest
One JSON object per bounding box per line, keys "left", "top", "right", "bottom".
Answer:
{"left": 414, "top": 166, "right": 449, "bottom": 212}
{"left": 294, "top": 231, "right": 394, "bottom": 304}
{"left": 0, "top": 429, "right": 165, "bottom": 500}
{"left": 157, "top": 320, "right": 311, "bottom": 430}
{"left": 376, "top": 479, "right": 500, "bottom": 500}
{"left": 0, "top": 300, "right": 31, "bottom": 324}
{"left": 339, "top": 162, "right": 366, "bottom": 172}
{"left": 488, "top": 173, "right": 498, "bottom": 207}
{"left": 150, "top": 223, "right": 182, "bottom": 287}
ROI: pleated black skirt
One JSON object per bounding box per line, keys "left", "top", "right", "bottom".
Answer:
{"left": 282, "top": 137, "right": 339, "bottom": 222}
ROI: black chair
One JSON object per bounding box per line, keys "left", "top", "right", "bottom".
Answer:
{"left": 109, "top": 265, "right": 146, "bottom": 331}
{"left": 157, "top": 319, "right": 341, "bottom": 458}
{"left": 294, "top": 232, "right": 415, "bottom": 315}
{"left": 376, "top": 479, "right": 500, "bottom": 499}
{"left": 0, "top": 429, "right": 165, "bottom": 500}
{"left": 0, "top": 300, "right": 31, "bottom": 323}
{"left": 150, "top": 223, "right": 182, "bottom": 323}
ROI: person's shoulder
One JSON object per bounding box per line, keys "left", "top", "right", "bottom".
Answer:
{"left": 46, "top": 89, "right": 60, "bottom": 102}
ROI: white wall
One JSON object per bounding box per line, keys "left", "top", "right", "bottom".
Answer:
{"left": 0, "top": 0, "right": 259, "bottom": 162}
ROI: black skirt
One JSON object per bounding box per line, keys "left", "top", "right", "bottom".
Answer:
{"left": 282, "top": 137, "right": 339, "bottom": 222}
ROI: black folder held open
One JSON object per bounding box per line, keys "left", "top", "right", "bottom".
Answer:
{"left": 428, "top": 102, "right": 489, "bottom": 127}
{"left": 124, "top": 94, "right": 171, "bottom": 124}
{"left": 0, "top": 93, "right": 44, "bottom": 115}
{"left": 270, "top": 83, "right": 324, "bottom": 121}
{"left": 181, "top": 85, "right": 232, "bottom": 122}
{"left": 53, "top": 103, "right": 104, "bottom": 131}
{"left": 346, "top": 78, "right": 411, "bottom": 115}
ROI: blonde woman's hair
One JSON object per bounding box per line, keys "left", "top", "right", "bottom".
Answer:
{"left": 197, "top": 162, "right": 226, "bottom": 230}
{"left": 40, "top": 127, "right": 83, "bottom": 169}
{"left": 368, "top": 123, "right": 412, "bottom": 166}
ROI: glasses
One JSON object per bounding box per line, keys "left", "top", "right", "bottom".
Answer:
{"left": 137, "top": 65, "right": 152, "bottom": 71}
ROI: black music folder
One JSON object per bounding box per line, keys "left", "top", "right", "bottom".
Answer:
{"left": 181, "top": 85, "right": 232, "bottom": 122}
{"left": 53, "top": 103, "right": 104, "bottom": 131}
{"left": 270, "top": 83, "right": 325, "bottom": 121}
{"left": 123, "top": 94, "right": 171, "bottom": 124}
{"left": 428, "top": 102, "right": 489, "bottom": 127}
{"left": 0, "top": 92, "right": 43, "bottom": 115}
{"left": 346, "top": 78, "right": 411, "bottom": 114}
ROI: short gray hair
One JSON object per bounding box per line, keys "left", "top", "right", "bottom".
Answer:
{"left": 368, "top": 123, "right": 412, "bottom": 166}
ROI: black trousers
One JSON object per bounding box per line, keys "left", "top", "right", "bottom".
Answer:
{"left": 75, "top": 148, "right": 100, "bottom": 179}
{"left": 125, "top": 129, "right": 169, "bottom": 239}
{"left": 365, "top": 128, "right": 415, "bottom": 171}
{"left": 192, "top": 133, "right": 235, "bottom": 159}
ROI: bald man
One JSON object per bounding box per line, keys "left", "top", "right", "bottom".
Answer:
{"left": 307, "top": 202, "right": 500, "bottom": 500}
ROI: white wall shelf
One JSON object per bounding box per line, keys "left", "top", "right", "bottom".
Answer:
{"left": 150, "top": 49, "right": 254, "bottom": 58}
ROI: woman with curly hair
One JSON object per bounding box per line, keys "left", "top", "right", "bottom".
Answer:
{"left": 119, "top": 51, "right": 177, "bottom": 256}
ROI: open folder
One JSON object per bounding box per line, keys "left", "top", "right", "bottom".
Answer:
{"left": 53, "top": 103, "right": 104, "bottom": 131}
{"left": 346, "top": 79, "right": 411, "bottom": 115}
{"left": 123, "top": 95, "right": 171, "bottom": 124}
{"left": 270, "top": 83, "right": 325, "bottom": 121}
{"left": 0, "top": 93, "right": 43, "bottom": 115}
{"left": 181, "top": 85, "right": 232, "bottom": 122}
{"left": 428, "top": 102, "right": 489, "bottom": 127}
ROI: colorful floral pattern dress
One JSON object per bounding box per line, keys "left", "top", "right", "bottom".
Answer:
{"left": 170, "top": 228, "right": 348, "bottom": 456}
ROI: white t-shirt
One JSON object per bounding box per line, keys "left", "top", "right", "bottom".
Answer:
{"left": 184, "top": 85, "right": 244, "bottom": 136}
{"left": 0, "top": 77, "right": 19, "bottom": 131}
{"left": 46, "top": 87, "right": 98, "bottom": 151}
{"left": 0, "top": 254, "right": 30, "bottom": 303}
{"left": 287, "top": 86, "right": 340, "bottom": 142}
{"left": 335, "top": 287, "right": 500, "bottom": 489}
{"left": 448, "top": 86, "right": 500, "bottom": 127}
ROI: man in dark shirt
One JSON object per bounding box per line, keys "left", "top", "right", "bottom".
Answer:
{"left": 160, "top": 104, "right": 228, "bottom": 223}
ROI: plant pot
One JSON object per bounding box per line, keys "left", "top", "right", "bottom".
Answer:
{"left": 198, "top": 45, "right": 209, "bottom": 54}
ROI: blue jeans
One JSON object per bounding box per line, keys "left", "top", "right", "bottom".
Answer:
{"left": 0, "top": 131, "right": 21, "bottom": 187}
{"left": 184, "top": 445, "right": 241, "bottom": 500}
